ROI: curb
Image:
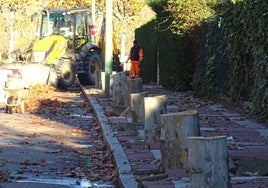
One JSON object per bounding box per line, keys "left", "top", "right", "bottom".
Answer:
{"left": 81, "top": 86, "right": 138, "bottom": 188}
{"left": 81, "top": 85, "right": 268, "bottom": 188}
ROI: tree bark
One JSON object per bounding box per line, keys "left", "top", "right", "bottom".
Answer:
{"left": 159, "top": 110, "right": 200, "bottom": 172}
{"left": 126, "top": 78, "right": 143, "bottom": 93}
{"left": 110, "top": 72, "right": 143, "bottom": 107}
{"left": 144, "top": 95, "right": 167, "bottom": 144}
{"left": 130, "top": 92, "right": 148, "bottom": 123}
{"left": 9, "top": 11, "right": 15, "bottom": 61}
{"left": 110, "top": 71, "right": 128, "bottom": 106}
{"left": 188, "top": 136, "right": 231, "bottom": 188}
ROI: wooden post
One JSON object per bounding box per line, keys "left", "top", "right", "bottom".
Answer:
{"left": 130, "top": 92, "right": 148, "bottom": 123}
{"left": 188, "top": 136, "right": 231, "bottom": 188}
{"left": 159, "top": 110, "right": 200, "bottom": 172}
{"left": 144, "top": 95, "right": 167, "bottom": 144}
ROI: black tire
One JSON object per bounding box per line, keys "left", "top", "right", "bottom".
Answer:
{"left": 57, "top": 59, "right": 76, "bottom": 89}
{"left": 20, "top": 100, "right": 25, "bottom": 113}
{"left": 78, "top": 52, "right": 103, "bottom": 85}
{"left": 6, "top": 97, "right": 14, "bottom": 114}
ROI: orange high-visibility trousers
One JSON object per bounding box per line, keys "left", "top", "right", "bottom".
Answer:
{"left": 129, "top": 61, "right": 140, "bottom": 78}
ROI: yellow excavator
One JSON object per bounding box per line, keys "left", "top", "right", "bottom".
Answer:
{"left": 7, "top": 7, "right": 121, "bottom": 89}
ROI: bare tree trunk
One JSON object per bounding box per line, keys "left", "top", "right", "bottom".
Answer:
{"left": 188, "top": 136, "right": 231, "bottom": 188}
{"left": 159, "top": 110, "right": 200, "bottom": 172}
{"left": 9, "top": 11, "right": 15, "bottom": 61}
{"left": 120, "top": 32, "right": 127, "bottom": 65}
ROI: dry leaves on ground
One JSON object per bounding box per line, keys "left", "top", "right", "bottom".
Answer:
{"left": 23, "top": 84, "right": 118, "bottom": 184}
{"left": 24, "top": 84, "right": 56, "bottom": 113}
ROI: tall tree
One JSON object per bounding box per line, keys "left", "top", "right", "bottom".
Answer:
{"left": 166, "top": 0, "right": 217, "bottom": 36}
{"left": 112, "top": 0, "right": 146, "bottom": 61}
{"left": 0, "top": 0, "right": 41, "bottom": 60}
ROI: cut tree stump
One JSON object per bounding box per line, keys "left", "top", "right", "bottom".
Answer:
{"left": 110, "top": 72, "right": 128, "bottom": 106}
{"left": 130, "top": 92, "right": 148, "bottom": 123}
{"left": 126, "top": 77, "right": 143, "bottom": 94}
{"left": 188, "top": 136, "right": 231, "bottom": 188}
{"left": 110, "top": 73, "right": 143, "bottom": 107}
{"left": 159, "top": 110, "right": 200, "bottom": 172}
{"left": 144, "top": 95, "right": 167, "bottom": 144}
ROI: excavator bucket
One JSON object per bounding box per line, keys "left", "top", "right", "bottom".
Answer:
{"left": 0, "top": 64, "right": 58, "bottom": 88}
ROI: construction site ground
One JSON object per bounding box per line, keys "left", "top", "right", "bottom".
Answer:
{"left": 82, "top": 83, "right": 268, "bottom": 188}
{"left": 0, "top": 85, "right": 117, "bottom": 188}
{"left": 0, "top": 82, "right": 267, "bottom": 188}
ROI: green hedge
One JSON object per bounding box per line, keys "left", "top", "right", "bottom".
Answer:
{"left": 194, "top": 0, "right": 268, "bottom": 121}
{"left": 140, "top": 0, "right": 267, "bottom": 121}
{"left": 136, "top": 6, "right": 195, "bottom": 91}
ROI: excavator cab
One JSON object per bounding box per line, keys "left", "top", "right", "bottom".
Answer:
{"left": 30, "top": 7, "right": 103, "bottom": 89}
{"left": 8, "top": 7, "right": 121, "bottom": 89}
{"left": 38, "top": 7, "right": 93, "bottom": 56}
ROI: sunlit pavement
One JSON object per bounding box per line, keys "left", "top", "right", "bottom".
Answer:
{"left": 0, "top": 88, "right": 116, "bottom": 188}
{"left": 82, "top": 84, "right": 268, "bottom": 188}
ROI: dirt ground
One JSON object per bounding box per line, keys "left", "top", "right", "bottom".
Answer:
{"left": 0, "top": 85, "right": 117, "bottom": 187}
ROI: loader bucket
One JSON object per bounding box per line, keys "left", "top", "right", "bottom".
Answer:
{"left": 1, "top": 64, "right": 58, "bottom": 88}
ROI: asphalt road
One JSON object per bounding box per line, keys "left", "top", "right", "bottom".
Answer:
{"left": 0, "top": 87, "right": 117, "bottom": 188}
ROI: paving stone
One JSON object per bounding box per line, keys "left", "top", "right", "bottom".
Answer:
{"left": 151, "top": 149, "right": 161, "bottom": 161}
{"left": 132, "top": 162, "right": 159, "bottom": 174}
{"left": 167, "top": 169, "right": 188, "bottom": 179}
{"left": 231, "top": 177, "right": 268, "bottom": 188}
{"left": 142, "top": 181, "right": 175, "bottom": 188}
{"left": 108, "top": 116, "right": 129, "bottom": 124}
{"left": 83, "top": 84, "right": 268, "bottom": 188}
{"left": 229, "top": 147, "right": 268, "bottom": 160}
{"left": 127, "top": 151, "right": 155, "bottom": 160}
{"left": 116, "top": 136, "right": 137, "bottom": 142}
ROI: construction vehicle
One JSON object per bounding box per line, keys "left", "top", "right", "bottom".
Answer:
{"left": 5, "top": 7, "right": 121, "bottom": 89}
{"left": 1, "top": 6, "right": 123, "bottom": 113}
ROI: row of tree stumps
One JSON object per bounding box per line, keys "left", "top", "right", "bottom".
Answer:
{"left": 101, "top": 71, "right": 231, "bottom": 188}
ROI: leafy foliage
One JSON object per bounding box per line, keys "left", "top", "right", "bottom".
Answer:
{"left": 144, "top": 0, "right": 267, "bottom": 121}
{"left": 166, "top": 0, "right": 218, "bottom": 36}
{"left": 0, "top": 0, "right": 148, "bottom": 59}
{"left": 193, "top": 0, "right": 268, "bottom": 121}
{"left": 112, "top": 0, "right": 147, "bottom": 50}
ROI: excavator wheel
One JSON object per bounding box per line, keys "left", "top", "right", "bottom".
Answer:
{"left": 57, "top": 59, "right": 76, "bottom": 89}
{"left": 6, "top": 97, "right": 14, "bottom": 114}
{"left": 78, "top": 52, "right": 103, "bottom": 86}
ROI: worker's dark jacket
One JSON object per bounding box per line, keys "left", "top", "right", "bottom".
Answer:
{"left": 130, "top": 45, "right": 142, "bottom": 61}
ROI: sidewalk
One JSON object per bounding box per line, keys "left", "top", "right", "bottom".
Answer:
{"left": 81, "top": 84, "right": 268, "bottom": 188}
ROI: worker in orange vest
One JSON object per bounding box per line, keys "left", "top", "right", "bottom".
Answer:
{"left": 127, "top": 40, "right": 144, "bottom": 78}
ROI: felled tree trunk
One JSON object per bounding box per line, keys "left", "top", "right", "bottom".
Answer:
{"left": 144, "top": 95, "right": 167, "bottom": 144}
{"left": 130, "top": 92, "right": 148, "bottom": 123}
{"left": 188, "top": 136, "right": 231, "bottom": 188}
{"left": 159, "top": 110, "right": 200, "bottom": 172}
